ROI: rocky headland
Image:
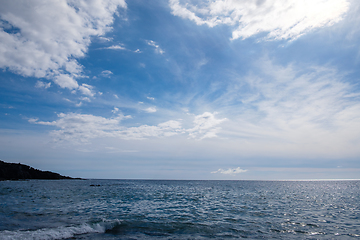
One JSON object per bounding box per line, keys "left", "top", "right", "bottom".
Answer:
{"left": 0, "top": 160, "right": 77, "bottom": 180}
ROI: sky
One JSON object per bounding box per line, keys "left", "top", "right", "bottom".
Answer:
{"left": 1, "top": 0, "right": 360, "bottom": 180}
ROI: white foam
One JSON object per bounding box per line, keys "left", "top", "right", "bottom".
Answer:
{"left": 0, "top": 223, "right": 105, "bottom": 240}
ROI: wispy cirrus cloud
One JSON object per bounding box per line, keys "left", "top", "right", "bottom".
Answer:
{"left": 169, "top": 0, "right": 349, "bottom": 41}
{"left": 211, "top": 167, "right": 248, "bottom": 175}
{"left": 237, "top": 59, "right": 360, "bottom": 133}
{"left": 146, "top": 40, "right": 165, "bottom": 54}
{"left": 212, "top": 58, "right": 360, "bottom": 158}
{"left": 0, "top": 0, "right": 126, "bottom": 92}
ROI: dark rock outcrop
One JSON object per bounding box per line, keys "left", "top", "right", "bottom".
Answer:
{"left": 0, "top": 160, "right": 75, "bottom": 180}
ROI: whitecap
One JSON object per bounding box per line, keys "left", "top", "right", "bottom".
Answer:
{"left": 0, "top": 223, "right": 105, "bottom": 240}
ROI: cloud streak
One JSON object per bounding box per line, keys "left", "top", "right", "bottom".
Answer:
{"left": 29, "top": 113, "right": 182, "bottom": 143}
{"left": 105, "top": 45, "right": 126, "bottom": 50}
{"left": 146, "top": 40, "right": 165, "bottom": 54}
{"left": 169, "top": 0, "right": 349, "bottom": 41}
{"left": 211, "top": 167, "right": 248, "bottom": 175}
{"left": 29, "top": 112, "right": 226, "bottom": 143}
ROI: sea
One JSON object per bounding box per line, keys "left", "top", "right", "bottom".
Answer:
{"left": 0, "top": 179, "right": 359, "bottom": 240}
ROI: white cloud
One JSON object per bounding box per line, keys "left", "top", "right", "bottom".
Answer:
{"left": 144, "top": 107, "right": 157, "bottom": 113}
{"left": 80, "top": 97, "right": 91, "bottom": 102}
{"left": 169, "top": 0, "right": 349, "bottom": 41}
{"left": 146, "top": 40, "right": 165, "bottom": 54}
{"left": 158, "top": 120, "right": 183, "bottom": 137}
{"left": 29, "top": 113, "right": 126, "bottom": 143}
{"left": 147, "top": 96, "right": 155, "bottom": 100}
{"left": 0, "top": 0, "right": 126, "bottom": 91}
{"left": 98, "top": 36, "right": 113, "bottom": 42}
{"left": 187, "top": 112, "right": 227, "bottom": 140}
{"left": 28, "top": 110, "right": 229, "bottom": 143}
{"left": 211, "top": 167, "right": 248, "bottom": 175}
{"left": 100, "top": 70, "right": 113, "bottom": 77}
{"left": 35, "top": 81, "right": 51, "bottom": 89}
{"left": 78, "top": 83, "right": 95, "bottom": 97}
{"left": 114, "top": 94, "right": 119, "bottom": 99}
{"left": 112, "top": 107, "right": 119, "bottom": 113}
{"left": 29, "top": 113, "right": 183, "bottom": 143}
{"left": 54, "top": 74, "right": 79, "bottom": 90}
{"left": 106, "top": 45, "right": 126, "bottom": 50}
{"left": 124, "top": 120, "right": 182, "bottom": 139}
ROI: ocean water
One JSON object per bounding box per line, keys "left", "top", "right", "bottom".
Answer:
{"left": 0, "top": 180, "right": 359, "bottom": 240}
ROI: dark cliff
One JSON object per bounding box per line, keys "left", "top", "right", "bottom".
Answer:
{"left": 0, "top": 160, "right": 74, "bottom": 180}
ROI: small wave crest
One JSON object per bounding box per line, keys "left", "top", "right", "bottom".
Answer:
{"left": 0, "top": 219, "right": 121, "bottom": 240}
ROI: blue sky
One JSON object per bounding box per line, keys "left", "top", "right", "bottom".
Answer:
{"left": 1, "top": 0, "right": 360, "bottom": 180}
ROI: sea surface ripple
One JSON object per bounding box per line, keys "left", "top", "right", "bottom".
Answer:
{"left": 0, "top": 180, "right": 359, "bottom": 239}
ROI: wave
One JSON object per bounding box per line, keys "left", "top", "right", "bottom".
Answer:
{"left": 0, "top": 219, "right": 121, "bottom": 240}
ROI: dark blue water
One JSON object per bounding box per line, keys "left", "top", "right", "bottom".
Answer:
{"left": 0, "top": 180, "right": 359, "bottom": 239}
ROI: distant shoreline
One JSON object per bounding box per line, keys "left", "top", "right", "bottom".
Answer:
{"left": 0, "top": 160, "right": 82, "bottom": 181}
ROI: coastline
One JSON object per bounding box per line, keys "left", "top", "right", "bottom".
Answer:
{"left": 0, "top": 160, "right": 81, "bottom": 181}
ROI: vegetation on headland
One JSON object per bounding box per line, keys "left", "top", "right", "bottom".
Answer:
{"left": 0, "top": 160, "right": 80, "bottom": 180}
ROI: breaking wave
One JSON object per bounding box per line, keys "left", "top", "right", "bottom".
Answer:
{"left": 0, "top": 220, "right": 121, "bottom": 240}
